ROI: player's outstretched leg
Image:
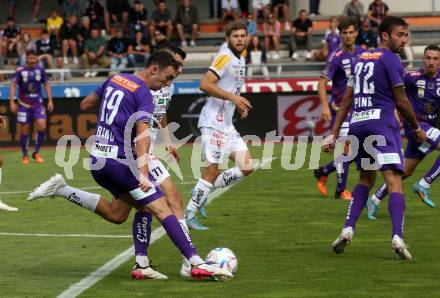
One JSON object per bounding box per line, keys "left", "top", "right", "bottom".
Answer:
{"left": 335, "top": 161, "right": 352, "bottom": 200}
{"left": 314, "top": 161, "right": 335, "bottom": 196}
{"left": 185, "top": 178, "right": 212, "bottom": 230}
{"left": 388, "top": 192, "right": 411, "bottom": 260}
{"left": 414, "top": 156, "right": 440, "bottom": 207}
{"left": 332, "top": 184, "right": 369, "bottom": 254}
{"left": 131, "top": 211, "right": 168, "bottom": 280}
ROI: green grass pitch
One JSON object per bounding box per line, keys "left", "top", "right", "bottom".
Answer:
{"left": 0, "top": 144, "right": 439, "bottom": 297}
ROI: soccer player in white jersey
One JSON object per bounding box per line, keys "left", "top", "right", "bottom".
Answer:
{"left": 0, "top": 115, "right": 18, "bottom": 212}
{"left": 184, "top": 21, "right": 253, "bottom": 230}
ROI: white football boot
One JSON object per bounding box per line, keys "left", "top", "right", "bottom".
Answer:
{"left": 392, "top": 235, "right": 412, "bottom": 260}
{"left": 190, "top": 263, "right": 233, "bottom": 281}
{"left": 0, "top": 199, "right": 18, "bottom": 211}
{"left": 332, "top": 226, "right": 354, "bottom": 254}
{"left": 27, "top": 174, "right": 66, "bottom": 201}
{"left": 180, "top": 258, "right": 192, "bottom": 277}
{"left": 131, "top": 263, "right": 168, "bottom": 280}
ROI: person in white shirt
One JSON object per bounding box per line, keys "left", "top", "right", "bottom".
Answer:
{"left": 185, "top": 21, "right": 253, "bottom": 230}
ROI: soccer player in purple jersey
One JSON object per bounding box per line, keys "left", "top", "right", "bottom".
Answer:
{"left": 27, "top": 50, "right": 232, "bottom": 281}
{"left": 9, "top": 50, "right": 54, "bottom": 165}
{"left": 0, "top": 115, "right": 18, "bottom": 212}
{"left": 315, "top": 18, "right": 365, "bottom": 200}
{"left": 325, "top": 16, "right": 427, "bottom": 260}
{"left": 366, "top": 45, "right": 440, "bottom": 219}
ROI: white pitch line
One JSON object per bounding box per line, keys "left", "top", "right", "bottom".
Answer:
{"left": 57, "top": 157, "right": 275, "bottom": 298}
{"left": 0, "top": 232, "right": 132, "bottom": 238}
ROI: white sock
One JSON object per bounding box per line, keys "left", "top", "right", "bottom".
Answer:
{"left": 55, "top": 185, "right": 100, "bottom": 212}
{"left": 188, "top": 255, "right": 204, "bottom": 266}
{"left": 136, "top": 255, "right": 149, "bottom": 268}
{"left": 185, "top": 179, "right": 212, "bottom": 218}
{"left": 419, "top": 178, "right": 430, "bottom": 188}
{"left": 213, "top": 167, "right": 245, "bottom": 189}
{"left": 371, "top": 194, "right": 381, "bottom": 206}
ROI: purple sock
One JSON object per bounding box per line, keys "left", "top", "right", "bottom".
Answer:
{"left": 34, "top": 131, "right": 45, "bottom": 154}
{"left": 374, "top": 182, "right": 388, "bottom": 200}
{"left": 344, "top": 184, "right": 369, "bottom": 229}
{"left": 132, "top": 211, "right": 152, "bottom": 257}
{"left": 20, "top": 134, "right": 29, "bottom": 157}
{"left": 388, "top": 192, "right": 405, "bottom": 238}
{"left": 336, "top": 161, "right": 350, "bottom": 193}
{"left": 423, "top": 155, "right": 440, "bottom": 184}
{"left": 321, "top": 160, "right": 336, "bottom": 175}
{"left": 161, "top": 215, "right": 198, "bottom": 260}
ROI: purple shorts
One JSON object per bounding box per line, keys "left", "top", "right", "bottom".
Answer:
{"left": 348, "top": 124, "right": 404, "bottom": 173}
{"left": 404, "top": 121, "right": 440, "bottom": 159}
{"left": 90, "top": 156, "right": 164, "bottom": 206}
{"left": 17, "top": 104, "right": 46, "bottom": 124}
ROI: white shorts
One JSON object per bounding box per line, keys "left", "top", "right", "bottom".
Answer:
{"left": 148, "top": 155, "right": 170, "bottom": 184}
{"left": 200, "top": 127, "right": 248, "bottom": 164}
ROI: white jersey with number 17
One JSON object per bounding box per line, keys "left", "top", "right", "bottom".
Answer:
{"left": 198, "top": 47, "right": 246, "bottom": 133}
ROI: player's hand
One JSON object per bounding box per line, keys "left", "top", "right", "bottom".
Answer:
{"left": 0, "top": 115, "right": 8, "bottom": 129}
{"left": 47, "top": 101, "right": 54, "bottom": 113}
{"left": 233, "top": 95, "right": 252, "bottom": 114}
{"left": 320, "top": 106, "right": 331, "bottom": 124}
{"left": 239, "top": 108, "right": 248, "bottom": 119}
{"left": 138, "top": 174, "right": 153, "bottom": 192}
{"left": 166, "top": 144, "right": 180, "bottom": 163}
{"left": 415, "top": 129, "right": 427, "bottom": 143}
{"left": 9, "top": 102, "right": 18, "bottom": 114}
{"left": 323, "top": 134, "right": 337, "bottom": 153}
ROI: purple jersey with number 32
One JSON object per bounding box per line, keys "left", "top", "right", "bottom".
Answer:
{"left": 93, "top": 73, "right": 154, "bottom": 159}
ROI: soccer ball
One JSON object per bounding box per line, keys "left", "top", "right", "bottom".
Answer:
{"left": 205, "top": 247, "right": 238, "bottom": 275}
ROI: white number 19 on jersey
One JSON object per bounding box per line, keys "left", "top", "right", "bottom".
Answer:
{"left": 101, "top": 86, "right": 124, "bottom": 125}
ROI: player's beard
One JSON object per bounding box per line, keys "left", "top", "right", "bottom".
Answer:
{"left": 229, "top": 42, "right": 245, "bottom": 57}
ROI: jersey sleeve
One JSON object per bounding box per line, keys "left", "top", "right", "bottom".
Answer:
{"left": 321, "top": 51, "right": 338, "bottom": 80}
{"left": 209, "top": 52, "right": 232, "bottom": 79}
{"left": 93, "top": 77, "right": 112, "bottom": 99}
{"left": 384, "top": 53, "right": 404, "bottom": 88}
{"left": 135, "top": 88, "right": 154, "bottom": 123}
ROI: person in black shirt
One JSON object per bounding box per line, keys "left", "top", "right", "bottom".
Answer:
{"left": 128, "top": 0, "right": 149, "bottom": 39}
{"left": 36, "top": 30, "right": 56, "bottom": 68}
{"left": 85, "top": 0, "right": 105, "bottom": 31}
{"left": 356, "top": 19, "right": 378, "bottom": 49}
{"left": 128, "top": 31, "right": 151, "bottom": 66}
{"left": 105, "top": 0, "right": 130, "bottom": 34}
{"left": 290, "top": 9, "right": 313, "bottom": 60}
{"left": 1, "top": 17, "right": 21, "bottom": 57}
{"left": 77, "top": 16, "right": 91, "bottom": 55}
{"left": 60, "top": 15, "right": 80, "bottom": 64}
{"left": 107, "top": 29, "right": 130, "bottom": 70}
{"left": 149, "top": 0, "right": 173, "bottom": 41}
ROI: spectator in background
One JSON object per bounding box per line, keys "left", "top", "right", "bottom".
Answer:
{"left": 85, "top": 0, "right": 106, "bottom": 32}
{"left": 246, "top": 35, "right": 269, "bottom": 78}
{"left": 309, "top": 0, "right": 320, "bottom": 16}
{"left": 107, "top": 29, "right": 130, "bottom": 71}
{"left": 342, "top": 0, "right": 365, "bottom": 25}
{"left": 62, "top": 0, "right": 81, "bottom": 19}
{"left": 82, "top": 27, "right": 109, "bottom": 77}
{"left": 128, "top": 31, "right": 151, "bottom": 67}
{"left": 314, "top": 16, "right": 340, "bottom": 61}
{"left": 175, "top": 0, "right": 199, "bottom": 47}
{"left": 60, "top": 15, "right": 80, "bottom": 64}
{"left": 220, "top": 0, "right": 241, "bottom": 29}
{"left": 16, "top": 32, "right": 36, "bottom": 66}
{"left": 367, "top": 0, "right": 389, "bottom": 28}
{"left": 246, "top": 13, "right": 257, "bottom": 42}
{"left": 128, "top": 0, "right": 149, "bottom": 39}
{"left": 356, "top": 18, "right": 377, "bottom": 49}
{"left": 272, "top": 0, "right": 290, "bottom": 31}
{"left": 263, "top": 13, "right": 281, "bottom": 59}
{"left": 77, "top": 16, "right": 91, "bottom": 54}
{"left": 290, "top": 9, "right": 313, "bottom": 60}
{"left": 105, "top": 0, "right": 130, "bottom": 34}
{"left": 36, "top": 30, "right": 56, "bottom": 68}
{"left": 151, "top": 29, "right": 170, "bottom": 50}
{"left": 149, "top": 1, "right": 173, "bottom": 41}
{"left": 1, "top": 17, "right": 21, "bottom": 58}
{"left": 10, "top": 0, "right": 42, "bottom": 23}
{"left": 46, "top": 9, "right": 64, "bottom": 45}
{"left": 252, "top": 0, "right": 270, "bottom": 20}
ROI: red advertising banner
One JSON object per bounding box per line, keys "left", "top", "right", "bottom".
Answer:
{"left": 243, "top": 77, "right": 330, "bottom": 93}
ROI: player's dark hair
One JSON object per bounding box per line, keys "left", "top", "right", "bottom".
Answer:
{"left": 155, "top": 44, "right": 187, "bottom": 60}
{"left": 225, "top": 20, "right": 247, "bottom": 37}
{"left": 26, "top": 49, "right": 38, "bottom": 56}
{"left": 146, "top": 50, "right": 180, "bottom": 71}
{"left": 379, "top": 16, "right": 408, "bottom": 39}
{"left": 338, "top": 18, "right": 358, "bottom": 32}
{"left": 424, "top": 44, "right": 440, "bottom": 54}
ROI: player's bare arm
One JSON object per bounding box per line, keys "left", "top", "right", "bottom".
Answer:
{"left": 318, "top": 77, "right": 331, "bottom": 123}
{"left": 200, "top": 70, "right": 252, "bottom": 118}
{"left": 0, "top": 115, "right": 8, "bottom": 129}
{"left": 9, "top": 81, "right": 18, "bottom": 114}
{"left": 393, "top": 85, "right": 427, "bottom": 142}
{"left": 160, "top": 115, "right": 180, "bottom": 162}
{"left": 44, "top": 81, "right": 54, "bottom": 112}
{"left": 80, "top": 92, "right": 100, "bottom": 111}
{"left": 136, "top": 121, "right": 152, "bottom": 192}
